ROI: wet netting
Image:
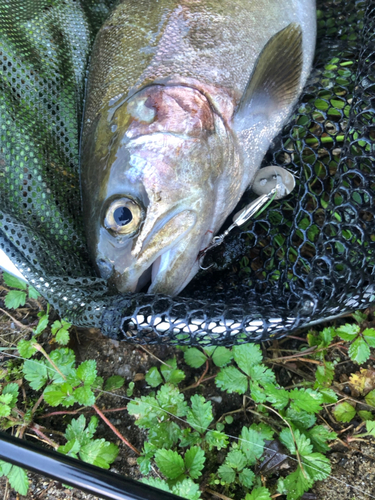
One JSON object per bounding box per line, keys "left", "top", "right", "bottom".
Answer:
{"left": 0, "top": 0, "right": 374, "bottom": 345}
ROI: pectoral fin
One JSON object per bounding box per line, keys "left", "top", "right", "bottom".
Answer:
{"left": 233, "top": 22, "right": 303, "bottom": 129}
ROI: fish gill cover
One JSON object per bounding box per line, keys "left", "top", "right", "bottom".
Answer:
{"left": 0, "top": 0, "right": 374, "bottom": 345}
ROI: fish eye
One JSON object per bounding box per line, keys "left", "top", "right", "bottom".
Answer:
{"left": 104, "top": 197, "right": 143, "bottom": 235}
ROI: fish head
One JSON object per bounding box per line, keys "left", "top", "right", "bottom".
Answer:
{"left": 81, "top": 85, "right": 229, "bottom": 295}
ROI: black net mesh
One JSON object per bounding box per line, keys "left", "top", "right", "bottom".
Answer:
{"left": 1, "top": 0, "right": 374, "bottom": 345}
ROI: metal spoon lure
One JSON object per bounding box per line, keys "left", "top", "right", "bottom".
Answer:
{"left": 198, "top": 166, "right": 295, "bottom": 270}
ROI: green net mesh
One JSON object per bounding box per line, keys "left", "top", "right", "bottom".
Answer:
{"left": 1, "top": 0, "right": 374, "bottom": 345}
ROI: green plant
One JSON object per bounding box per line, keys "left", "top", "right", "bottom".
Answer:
{"left": 0, "top": 273, "right": 130, "bottom": 495}
{"left": 1, "top": 272, "right": 375, "bottom": 500}
{"left": 2, "top": 273, "right": 40, "bottom": 310}
{"left": 128, "top": 344, "right": 336, "bottom": 500}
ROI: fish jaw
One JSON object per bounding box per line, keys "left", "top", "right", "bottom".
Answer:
{"left": 95, "top": 206, "right": 215, "bottom": 295}
{"left": 112, "top": 208, "right": 197, "bottom": 293}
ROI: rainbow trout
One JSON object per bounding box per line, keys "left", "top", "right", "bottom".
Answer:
{"left": 81, "top": 0, "right": 316, "bottom": 295}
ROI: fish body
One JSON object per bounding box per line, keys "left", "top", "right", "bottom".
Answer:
{"left": 81, "top": 0, "right": 316, "bottom": 295}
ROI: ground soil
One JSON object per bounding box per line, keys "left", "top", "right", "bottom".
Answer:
{"left": 0, "top": 278, "right": 375, "bottom": 500}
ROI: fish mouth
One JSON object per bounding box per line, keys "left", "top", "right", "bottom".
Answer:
{"left": 111, "top": 209, "right": 200, "bottom": 295}
{"left": 133, "top": 252, "right": 168, "bottom": 293}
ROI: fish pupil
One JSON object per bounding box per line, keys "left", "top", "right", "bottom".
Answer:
{"left": 114, "top": 206, "right": 132, "bottom": 226}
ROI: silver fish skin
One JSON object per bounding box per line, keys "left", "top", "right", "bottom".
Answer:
{"left": 81, "top": 0, "right": 316, "bottom": 295}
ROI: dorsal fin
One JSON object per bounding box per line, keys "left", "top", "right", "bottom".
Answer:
{"left": 233, "top": 22, "right": 303, "bottom": 128}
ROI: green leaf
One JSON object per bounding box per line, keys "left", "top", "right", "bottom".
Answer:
{"left": 5, "top": 290, "right": 27, "bottom": 309}
{"left": 49, "top": 348, "right": 76, "bottom": 382}
{"left": 145, "top": 367, "right": 163, "bottom": 388}
{"left": 358, "top": 410, "right": 373, "bottom": 421}
{"left": 365, "top": 389, "right": 375, "bottom": 407}
{"left": 349, "top": 337, "right": 370, "bottom": 364}
{"left": 17, "top": 339, "right": 37, "bottom": 359}
{"left": 64, "top": 415, "right": 98, "bottom": 446}
{"left": 127, "top": 381, "right": 135, "bottom": 397}
{"left": 23, "top": 359, "right": 48, "bottom": 390}
{"left": 302, "top": 452, "right": 331, "bottom": 481}
{"left": 353, "top": 310, "right": 367, "bottom": 324}
{"left": 28, "top": 285, "right": 40, "bottom": 299}
{"left": 186, "top": 395, "right": 213, "bottom": 433}
{"left": 314, "top": 362, "right": 335, "bottom": 388}
{"left": 215, "top": 366, "right": 248, "bottom": 394}
{"left": 233, "top": 344, "right": 263, "bottom": 375}
{"left": 56, "top": 328, "right": 70, "bottom": 345}
{"left": 210, "top": 347, "right": 233, "bottom": 367}
{"left": 249, "top": 380, "right": 267, "bottom": 403}
{"left": 172, "top": 478, "right": 201, "bottom": 500}
{"left": 216, "top": 422, "right": 224, "bottom": 432}
{"left": 245, "top": 486, "right": 272, "bottom": 500}
{"left": 279, "top": 428, "right": 297, "bottom": 455}
{"left": 0, "top": 460, "right": 12, "bottom": 476}
{"left": 104, "top": 375, "right": 125, "bottom": 391}
{"left": 156, "top": 384, "right": 188, "bottom": 417}
{"left": 34, "top": 314, "right": 49, "bottom": 335}
{"left": 362, "top": 328, "right": 375, "bottom": 348}
{"left": 80, "top": 439, "right": 119, "bottom": 469}
{"left": 77, "top": 360, "right": 97, "bottom": 386}
{"left": 179, "top": 428, "right": 202, "bottom": 448}
{"left": 3, "top": 273, "right": 27, "bottom": 290}
{"left": 148, "top": 421, "right": 181, "bottom": 449}
{"left": 205, "top": 430, "right": 229, "bottom": 450}
{"left": 320, "top": 326, "right": 335, "bottom": 345}
{"left": 0, "top": 402, "right": 11, "bottom": 417}
{"left": 74, "top": 386, "right": 96, "bottom": 406}
{"left": 138, "top": 456, "right": 152, "bottom": 475}
{"left": 65, "top": 415, "right": 89, "bottom": 442}
{"left": 306, "top": 425, "right": 337, "bottom": 452}
{"left": 2, "top": 383, "right": 19, "bottom": 407}
{"left": 295, "top": 430, "right": 314, "bottom": 457}
{"left": 51, "top": 319, "right": 71, "bottom": 336}
{"left": 58, "top": 439, "right": 81, "bottom": 457}
{"left": 333, "top": 401, "right": 356, "bottom": 422}
{"left": 289, "top": 388, "right": 323, "bottom": 413}
{"left": 239, "top": 426, "right": 266, "bottom": 465}
{"left": 184, "top": 348, "right": 207, "bottom": 368}
{"left": 250, "top": 423, "right": 274, "bottom": 441}
{"left": 366, "top": 420, "right": 375, "bottom": 437}
{"left": 0, "top": 394, "right": 12, "bottom": 405}
{"left": 239, "top": 468, "right": 255, "bottom": 488}
{"left": 319, "top": 388, "right": 338, "bottom": 404}
{"left": 160, "top": 359, "right": 185, "bottom": 385}
{"left": 154, "top": 449, "right": 185, "bottom": 480}
{"left": 218, "top": 464, "right": 236, "bottom": 483}
{"left": 286, "top": 407, "right": 316, "bottom": 429}
{"left": 336, "top": 323, "right": 360, "bottom": 341}
{"left": 86, "top": 416, "right": 99, "bottom": 439}
{"left": 7, "top": 465, "right": 29, "bottom": 495}
{"left": 128, "top": 395, "right": 163, "bottom": 427}
{"left": 51, "top": 320, "right": 62, "bottom": 335}
{"left": 264, "top": 383, "right": 289, "bottom": 410}
{"left": 249, "top": 364, "right": 276, "bottom": 385}
{"left": 43, "top": 383, "right": 76, "bottom": 407}
{"left": 279, "top": 467, "right": 311, "bottom": 500}
{"left": 278, "top": 452, "right": 331, "bottom": 500}
{"left": 225, "top": 449, "right": 247, "bottom": 471}
{"left": 142, "top": 477, "right": 171, "bottom": 492}
{"left": 184, "top": 446, "right": 205, "bottom": 479}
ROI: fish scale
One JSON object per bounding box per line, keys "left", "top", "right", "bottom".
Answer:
{"left": 83, "top": 0, "right": 316, "bottom": 126}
